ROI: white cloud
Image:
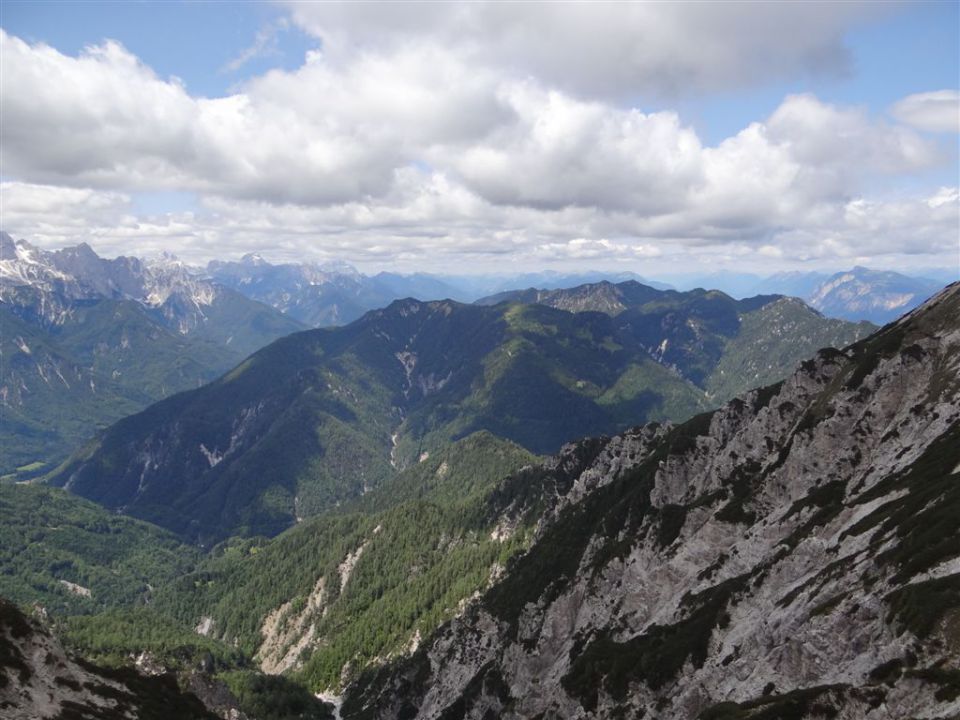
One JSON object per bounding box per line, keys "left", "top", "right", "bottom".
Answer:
{"left": 445, "top": 82, "right": 703, "bottom": 213}
{"left": 0, "top": 31, "right": 505, "bottom": 205}
{"left": 891, "top": 90, "right": 960, "bottom": 133}
{"left": 283, "top": 1, "right": 881, "bottom": 100}
{"left": 0, "top": 17, "right": 955, "bottom": 274}
{"left": 1, "top": 182, "right": 132, "bottom": 235}
{"left": 531, "top": 239, "right": 662, "bottom": 262}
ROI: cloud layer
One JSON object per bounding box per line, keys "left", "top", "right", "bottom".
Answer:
{"left": 0, "top": 3, "right": 957, "bottom": 273}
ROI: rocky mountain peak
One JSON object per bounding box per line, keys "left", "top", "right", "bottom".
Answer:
{"left": 240, "top": 252, "right": 267, "bottom": 266}
{"left": 0, "top": 236, "right": 225, "bottom": 328}
{"left": 0, "top": 230, "right": 18, "bottom": 257}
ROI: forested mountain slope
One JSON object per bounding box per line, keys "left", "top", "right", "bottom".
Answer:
{"left": 151, "top": 433, "right": 538, "bottom": 690}
{"left": 477, "top": 280, "right": 874, "bottom": 396}
{"left": 0, "top": 483, "right": 199, "bottom": 616}
{"left": 48, "top": 291, "right": 868, "bottom": 543}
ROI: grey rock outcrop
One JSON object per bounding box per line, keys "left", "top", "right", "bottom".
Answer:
{"left": 0, "top": 598, "right": 218, "bottom": 719}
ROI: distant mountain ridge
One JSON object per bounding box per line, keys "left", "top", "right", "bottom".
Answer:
{"left": 806, "top": 266, "right": 946, "bottom": 324}
{"left": 0, "top": 233, "right": 304, "bottom": 344}
{"left": 207, "top": 255, "right": 672, "bottom": 327}
{"left": 476, "top": 279, "right": 665, "bottom": 314}
{"left": 475, "top": 279, "right": 875, "bottom": 400}
{"left": 46, "top": 284, "right": 870, "bottom": 543}
{"left": 661, "top": 266, "right": 948, "bottom": 324}
{"left": 207, "top": 254, "right": 467, "bottom": 327}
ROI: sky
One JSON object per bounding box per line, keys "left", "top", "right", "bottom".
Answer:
{"left": 1, "top": 1, "right": 958, "bottom": 276}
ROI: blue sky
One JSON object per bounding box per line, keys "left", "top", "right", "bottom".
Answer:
{"left": 1, "top": 1, "right": 957, "bottom": 274}
{"left": 2, "top": 1, "right": 315, "bottom": 96}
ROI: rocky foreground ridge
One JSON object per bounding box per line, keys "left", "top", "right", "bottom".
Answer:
{"left": 342, "top": 283, "right": 960, "bottom": 719}
{"left": 0, "top": 598, "right": 217, "bottom": 719}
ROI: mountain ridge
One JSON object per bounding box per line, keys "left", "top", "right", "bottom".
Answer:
{"left": 339, "top": 282, "right": 960, "bottom": 719}
{"left": 45, "top": 289, "right": 871, "bottom": 543}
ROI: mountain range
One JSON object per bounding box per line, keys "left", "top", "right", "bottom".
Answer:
{"left": 209, "top": 253, "right": 951, "bottom": 327}
{"left": 207, "top": 254, "right": 467, "bottom": 327}
{"left": 207, "top": 254, "right": 674, "bottom": 327}
{"left": 5, "top": 283, "right": 954, "bottom": 720}
{"left": 6, "top": 233, "right": 909, "bottom": 487}
{"left": 45, "top": 285, "right": 872, "bottom": 543}
{"left": 0, "top": 233, "right": 305, "bottom": 475}
{"left": 2, "top": 234, "right": 957, "bottom": 719}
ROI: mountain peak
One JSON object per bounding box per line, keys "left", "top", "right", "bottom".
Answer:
{"left": 807, "top": 267, "right": 945, "bottom": 324}
{"left": 318, "top": 259, "right": 360, "bottom": 277}
{"left": 63, "top": 241, "right": 98, "bottom": 256}
{"left": 149, "top": 250, "right": 184, "bottom": 267}
{"left": 0, "top": 231, "right": 17, "bottom": 257}
{"left": 241, "top": 252, "right": 268, "bottom": 266}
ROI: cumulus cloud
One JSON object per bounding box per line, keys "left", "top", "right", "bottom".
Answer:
{"left": 1, "top": 182, "right": 132, "bottom": 234}
{"left": 445, "top": 83, "right": 703, "bottom": 212}
{"left": 0, "top": 31, "right": 506, "bottom": 205}
{"left": 768, "top": 187, "right": 960, "bottom": 262}
{"left": 891, "top": 90, "right": 960, "bottom": 133}
{"left": 530, "top": 239, "right": 662, "bottom": 262}
{"left": 283, "top": 1, "right": 880, "bottom": 99}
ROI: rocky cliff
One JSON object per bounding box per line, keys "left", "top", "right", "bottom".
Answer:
{"left": 0, "top": 598, "right": 218, "bottom": 719}
{"left": 342, "top": 283, "right": 960, "bottom": 719}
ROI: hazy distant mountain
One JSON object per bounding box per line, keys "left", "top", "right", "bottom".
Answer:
{"left": 207, "top": 255, "right": 672, "bottom": 326}
{"left": 207, "top": 254, "right": 470, "bottom": 327}
{"left": 806, "top": 266, "right": 945, "bottom": 324}
{"left": 47, "top": 286, "right": 869, "bottom": 543}
{"left": 658, "top": 270, "right": 765, "bottom": 298}
{"left": 659, "top": 266, "right": 949, "bottom": 324}
{"left": 746, "top": 270, "right": 830, "bottom": 299}
{"left": 0, "top": 233, "right": 304, "bottom": 474}
{"left": 467, "top": 270, "right": 673, "bottom": 294}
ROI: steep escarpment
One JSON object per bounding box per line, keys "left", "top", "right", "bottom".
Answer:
{"left": 342, "top": 283, "right": 960, "bottom": 720}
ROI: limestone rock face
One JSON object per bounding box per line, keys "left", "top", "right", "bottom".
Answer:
{"left": 343, "top": 284, "right": 960, "bottom": 720}
{"left": 0, "top": 598, "right": 218, "bottom": 719}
